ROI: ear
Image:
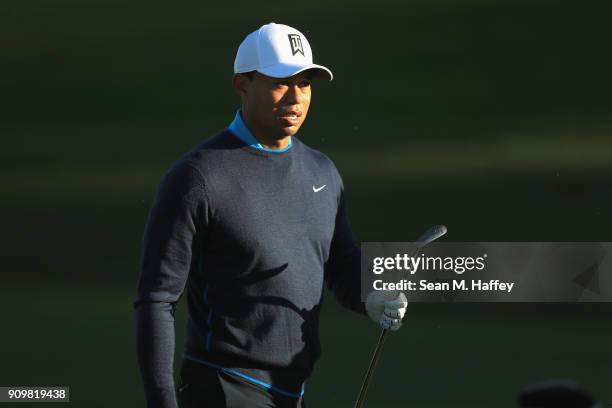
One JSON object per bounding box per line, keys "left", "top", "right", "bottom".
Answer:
{"left": 232, "top": 74, "right": 250, "bottom": 97}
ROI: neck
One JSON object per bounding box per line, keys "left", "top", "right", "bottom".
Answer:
{"left": 241, "top": 110, "right": 291, "bottom": 150}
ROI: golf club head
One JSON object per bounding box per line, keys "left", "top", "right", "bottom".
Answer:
{"left": 415, "top": 225, "right": 447, "bottom": 248}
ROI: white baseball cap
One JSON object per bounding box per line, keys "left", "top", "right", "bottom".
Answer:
{"left": 234, "top": 23, "right": 333, "bottom": 81}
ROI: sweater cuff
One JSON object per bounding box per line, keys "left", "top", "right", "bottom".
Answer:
{"left": 144, "top": 387, "right": 178, "bottom": 408}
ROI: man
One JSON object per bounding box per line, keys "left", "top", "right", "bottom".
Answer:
{"left": 134, "top": 22, "right": 407, "bottom": 408}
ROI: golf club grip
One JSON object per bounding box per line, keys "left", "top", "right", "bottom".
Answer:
{"left": 354, "top": 328, "right": 390, "bottom": 408}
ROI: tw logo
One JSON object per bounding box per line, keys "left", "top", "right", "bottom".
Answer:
{"left": 288, "top": 34, "right": 305, "bottom": 56}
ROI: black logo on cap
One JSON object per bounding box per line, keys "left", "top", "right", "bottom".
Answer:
{"left": 288, "top": 34, "right": 304, "bottom": 56}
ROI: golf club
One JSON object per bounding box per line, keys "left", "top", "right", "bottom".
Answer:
{"left": 354, "top": 225, "right": 448, "bottom": 408}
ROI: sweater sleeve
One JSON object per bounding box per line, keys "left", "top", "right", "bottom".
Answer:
{"left": 324, "top": 189, "right": 367, "bottom": 316}
{"left": 134, "top": 161, "right": 208, "bottom": 408}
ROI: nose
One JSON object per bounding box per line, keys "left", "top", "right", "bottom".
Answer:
{"left": 284, "top": 84, "right": 304, "bottom": 105}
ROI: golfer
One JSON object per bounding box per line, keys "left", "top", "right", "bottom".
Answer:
{"left": 134, "top": 22, "right": 407, "bottom": 408}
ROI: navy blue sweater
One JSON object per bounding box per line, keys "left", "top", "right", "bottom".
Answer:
{"left": 134, "top": 129, "right": 365, "bottom": 408}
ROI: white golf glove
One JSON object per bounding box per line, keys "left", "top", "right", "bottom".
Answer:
{"left": 365, "top": 291, "right": 408, "bottom": 331}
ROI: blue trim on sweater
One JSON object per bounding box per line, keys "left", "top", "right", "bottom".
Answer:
{"left": 228, "top": 110, "right": 293, "bottom": 152}
{"left": 183, "top": 354, "right": 305, "bottom": 398}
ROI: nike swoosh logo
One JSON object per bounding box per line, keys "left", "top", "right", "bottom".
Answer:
{"left": 313, "top": 184, "right": 327, "bottom": 192}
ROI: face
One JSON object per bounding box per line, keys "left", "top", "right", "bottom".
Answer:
{"left": 235, "top": 71, "right": 313, "bottom": 140}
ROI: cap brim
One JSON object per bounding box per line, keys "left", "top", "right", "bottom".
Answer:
{"left": 258, "top": 63, "right": 333, "bottom": 81}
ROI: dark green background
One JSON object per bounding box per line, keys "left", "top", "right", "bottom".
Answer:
{"left": 2, "top": 0, "right": 611, "bottom": 406}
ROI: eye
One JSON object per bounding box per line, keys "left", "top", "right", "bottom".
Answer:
{"left": 274, "top": 81, "right": 289, "bottom": 89}
{"left": 298, "top": 80, "right": 311, "bottom": 88}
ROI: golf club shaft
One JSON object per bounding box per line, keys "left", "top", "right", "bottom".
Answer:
{"left": 355, "top": 245, "right": 421, "bottom": 408}
{"left": 354, "top": 329, "right": 390, "bottom": 408}
{"left": 354, "top": 225, "right": 447, "bottom": 408}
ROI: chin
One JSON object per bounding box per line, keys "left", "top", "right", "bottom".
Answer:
{"left": 284, "top": 124, "right": 303, "bottom": 137}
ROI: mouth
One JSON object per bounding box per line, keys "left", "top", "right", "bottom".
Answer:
{"left": 278, "top": 110, "right": 302, "bottom": 125}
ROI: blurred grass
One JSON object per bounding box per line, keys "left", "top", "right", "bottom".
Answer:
{"left": 1, "top": 285, "right": 611, "bottom": 407}
{"left": 2, "top": 0, "right": 612, "bottom": 406}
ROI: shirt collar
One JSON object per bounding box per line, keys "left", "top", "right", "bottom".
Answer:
{"left": 228, "top": 110, "right": 293, "bottom": 153}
